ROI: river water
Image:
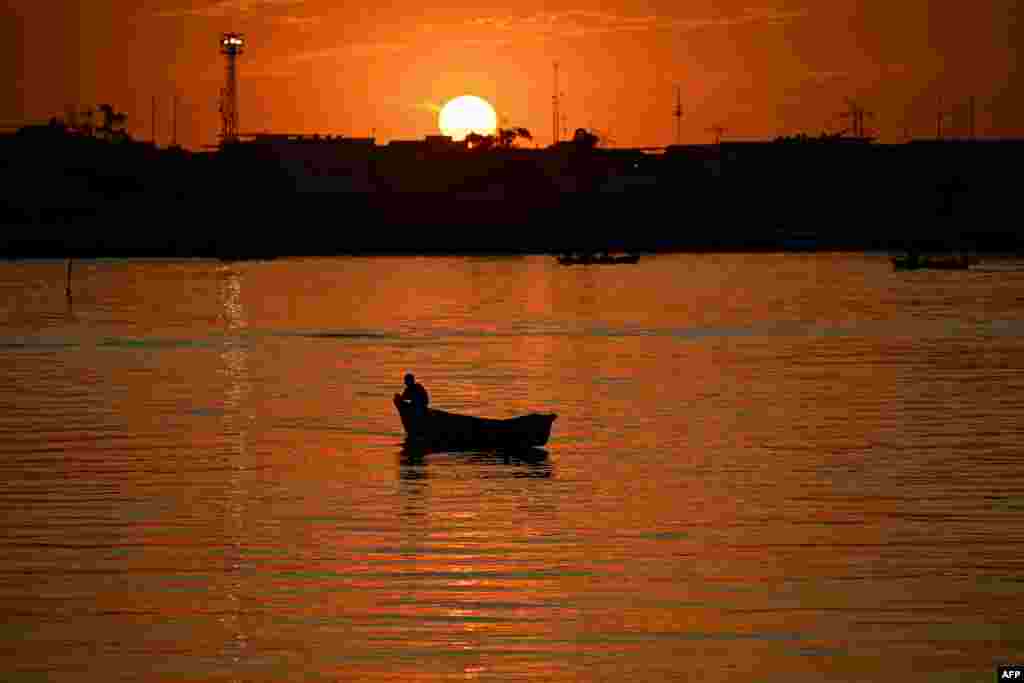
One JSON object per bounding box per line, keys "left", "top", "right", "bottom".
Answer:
{"left": 1, "top": 253, "right": 1023, "bottom": 682}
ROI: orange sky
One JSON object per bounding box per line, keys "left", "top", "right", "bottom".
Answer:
{"left": 4, "top": 0, "right": 1022, "bottom": 149}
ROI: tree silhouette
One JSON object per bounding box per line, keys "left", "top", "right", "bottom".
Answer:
{"left": 496, "top": 127, "right": 532, "bottom": 148}
{"left": 466, "top": 128, "right": 533, "bottom": 150}
{"left": 96, "top": 104, "right": 128, "bottom": 141}
{"left": 465, "top": 131, "right": 495, "bottom": 150}
{"left": 572, "top": 128, "right": 599, "bottom": 150}
{"left": 80, "top": 108, "right": 95, "bottom": 137}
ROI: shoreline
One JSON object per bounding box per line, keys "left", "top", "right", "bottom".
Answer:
{"left": 4, "top": 246, "right": 1021, "bottom": 261}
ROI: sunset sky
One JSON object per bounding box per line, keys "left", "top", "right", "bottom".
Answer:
{"left": 4, "top": 0, "right": 1021, "bottom": 150}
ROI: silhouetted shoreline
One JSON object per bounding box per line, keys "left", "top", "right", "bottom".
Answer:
{"left": 3, "top": 121, "right": 1021, "bottom": 258}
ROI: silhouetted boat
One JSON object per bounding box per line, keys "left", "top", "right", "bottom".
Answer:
{"left": 778, "top": 232, "right": 819, "bottom": 251}
{"left": 556, "top": 253, "right": 640, "bottom": 265}
{"left": 393, "top": 394, "right": 557, "bottom": 450}
{"left": 892, "top": 254, "right": 970, "bottom": 270}
{"left": 218, "top": 255, "right": 278, "bottom": 262}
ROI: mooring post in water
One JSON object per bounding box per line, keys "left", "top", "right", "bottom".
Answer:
{"left": 66, "top": 258, "right": 73, "bottom": 298}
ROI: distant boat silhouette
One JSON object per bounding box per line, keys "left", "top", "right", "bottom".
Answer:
{"left": 778, "top": 231, "right": 819, "bottom": 251}
{"left": 556, "top": 252, "right": 640, "bottom": 265}
{"left": 393, "top": 394, "right": 556, "bottom": 451}
{"left": 218, "top": 256, "right": 277, "bottom": 262}
{"left": 892, "top": 252, "right": 971, "bottom": 270}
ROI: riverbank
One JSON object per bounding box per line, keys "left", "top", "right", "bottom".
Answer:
{"left": 3, "top": 123, "right": 1021, "bottom": 258}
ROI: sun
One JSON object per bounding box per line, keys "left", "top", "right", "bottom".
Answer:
{"left": 438, "top": 95, "right": 498, "bottom": 141}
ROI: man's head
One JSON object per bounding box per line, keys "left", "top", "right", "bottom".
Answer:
{"left": 404, "top": 373, "right": 415, "bottom": 386}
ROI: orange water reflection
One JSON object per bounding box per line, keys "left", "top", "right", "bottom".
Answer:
{"left": 1, "top": 255, "right": 1023, "bottom": 680}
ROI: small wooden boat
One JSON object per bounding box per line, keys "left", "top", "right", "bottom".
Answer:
{"left": 393, "top": 395, "right": 557, "bottom": 451}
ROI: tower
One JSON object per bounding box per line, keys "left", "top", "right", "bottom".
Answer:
{"left": 219, "top": 33, "right": 244, "bottom": 144}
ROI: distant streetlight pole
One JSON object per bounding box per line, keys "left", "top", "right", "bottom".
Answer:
{"left": 673, "top": 84, "right": 683, "bottom": 146}
{"left": 969, "top": 95, "right": 976, "bottom": 140}
{"left": 552, "top": 61, "right": 560, "bottom": 145}
{"left": 219, "top": 33, "right": 245, "bottom": 144}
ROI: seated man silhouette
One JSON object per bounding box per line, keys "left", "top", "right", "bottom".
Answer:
{"left": 398, "top": 373, "right": 429, "bottom": 415}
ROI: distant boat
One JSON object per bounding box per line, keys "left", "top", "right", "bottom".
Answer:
{"left": 556, "top": 252, "right": 640, "bottom": 265}
{"left": 892, "top": 253, "right": 971, "bottom": 270}
{"left": 779, "top": 232, "right": 819, "bottom": 251}
{"left": 218, "top": 256, "right": 277, "bottom": 262}
{"left": 393, "top": 395, "right": 557, "bottom": 451}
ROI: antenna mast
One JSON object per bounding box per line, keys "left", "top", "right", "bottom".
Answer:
{"left": 219, "top": 33, "right": 244, "bottom": 144}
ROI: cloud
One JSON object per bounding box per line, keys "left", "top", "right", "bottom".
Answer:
{"left": 263, "top": 6, "right": 808, "bottom": 69}
{"left": 805, "top": 70, "right": 852, "bottom": 86}
{"left": 415, "top": 101, "right": 443, "bottom": 114}
{"left": 786, "top": 62, "right": 911, "bottom": 97}
{"left": 271, "top": 14, "right": 322, "bottom": 27}
{"left": 155, "top": 0, "right": 305, "bottom": 19}
{"left": 245, "top": 65, "right": 300, "bottom": 79}
{"left": 664, "top": 7, "right": 809, "bottom": 31}
{"left": 286, "top": 41, "right": 409, "bottom": 61}
{"left": 458, "top": 7, "right": 807, "bottom": 41}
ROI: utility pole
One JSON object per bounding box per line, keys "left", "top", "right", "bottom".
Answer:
{"left": 673, "top": 84, "right": 682, "bottom": 145}
{"left": 969, "top": 95, "right": 976, "bottom": 140}
{"left": 839, "top": 97, "right": 873, "bottom": 138}
{"left": 172, "top": 93, "right": 178, "bottom": 147}
{"left": 552, "top": 61, "right": 559, "bottom": 145}
{"left": 152, "top": 94, "right": 157, "bottom": 146}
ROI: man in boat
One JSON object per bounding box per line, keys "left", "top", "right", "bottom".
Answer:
{"left": 399, "top": 373, "right": 430, "bottom": 415}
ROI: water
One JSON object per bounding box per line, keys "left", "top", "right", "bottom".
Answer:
{"left": 1, "top": 253, "right": 1023, "bottom": 682}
